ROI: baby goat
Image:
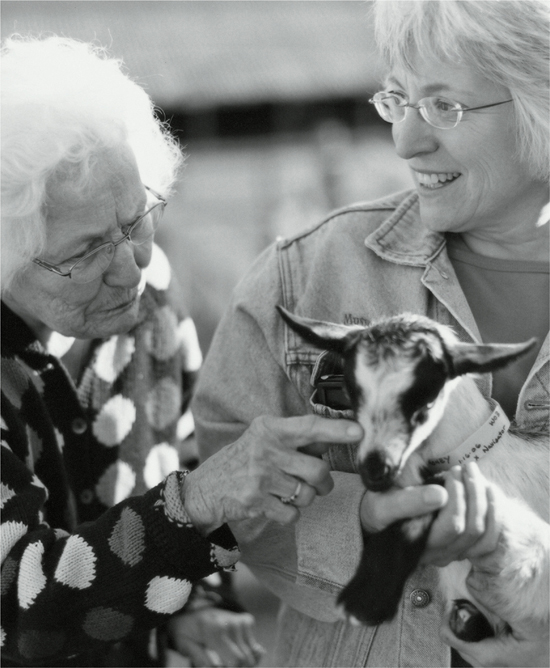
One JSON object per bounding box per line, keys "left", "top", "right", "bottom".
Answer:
{"left": 277, "top": 306, "right": 548, "bottom": 642}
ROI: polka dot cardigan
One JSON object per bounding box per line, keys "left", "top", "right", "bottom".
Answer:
{"left": 0, "top": 245, "right": 240, "bottom": 665}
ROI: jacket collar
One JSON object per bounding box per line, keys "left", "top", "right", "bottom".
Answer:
{"left": 365, "top": 190, "right": 446, "bottom": 266}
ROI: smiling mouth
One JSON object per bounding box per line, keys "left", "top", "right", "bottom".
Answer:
{"left": 416, "top": 172, "right": 461, "bottom": 189}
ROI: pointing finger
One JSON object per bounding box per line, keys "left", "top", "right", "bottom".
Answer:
{"left": 257, "top": 415, "right": 363, "bottom": 449}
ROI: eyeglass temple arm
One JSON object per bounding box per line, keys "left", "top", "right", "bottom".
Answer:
{"left": 144, "top": 184, "right": 167, "bottom": 204}
{"left": 455, "top": 99, "right": 513, "bottom": 112}
{"left": 32, "top": 257, "right": 72, "bottom": 276}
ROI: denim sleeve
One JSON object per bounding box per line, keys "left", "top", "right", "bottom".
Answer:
{"left": 192, "top": 244, "right": 366, "bottom": 623}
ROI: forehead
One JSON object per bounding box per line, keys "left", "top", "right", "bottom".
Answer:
{"left": 44, "top": 144, "right": 145, "bottom": 253}
{"left": 354, "top": 349, "right": 416, "bottom": 409}
{"left": 387, "top": 52, "right": 508, "bottom": 100}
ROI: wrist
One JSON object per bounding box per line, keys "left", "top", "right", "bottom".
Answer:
{"left": 181, "top": 469, "right": 221, "bottom": 536}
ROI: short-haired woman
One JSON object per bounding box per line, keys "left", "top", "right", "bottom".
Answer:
{"left": 192, "top": 1, "right": 549, "bottom": 666}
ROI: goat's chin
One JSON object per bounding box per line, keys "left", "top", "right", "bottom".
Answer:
{"left": 395, "top": 450, "right": 426, "bottom": 488}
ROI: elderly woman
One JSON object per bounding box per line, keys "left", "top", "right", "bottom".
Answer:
{"left": 0, "top": 36, "right": 363, "bottom": 667}
{"left": 193, "top": 1, "right": 549, "bottom": 667}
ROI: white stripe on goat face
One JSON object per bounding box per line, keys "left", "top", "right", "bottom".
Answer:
{"left": 353, "top": 349, "right": 417, "bottom": 471}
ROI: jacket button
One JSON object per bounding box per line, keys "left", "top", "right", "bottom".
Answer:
{"left": 71, "top": 417, "right": 88, "bottom": 434}
{"left": 410, "top": 589, "right": 430, "bottom": 608}
{"left": 80, "top": 489, "right": 94, "bottom": 504}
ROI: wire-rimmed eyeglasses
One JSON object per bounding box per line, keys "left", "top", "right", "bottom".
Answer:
{"left": 369, "top": 91, "right": 513, "bottom": 130}
{"left": 33, "top": 185, "right": 166, "bottom": 284}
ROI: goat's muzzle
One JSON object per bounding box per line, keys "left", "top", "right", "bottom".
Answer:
{"left": 359, "top": 451, "right": 398, "bottom": 492}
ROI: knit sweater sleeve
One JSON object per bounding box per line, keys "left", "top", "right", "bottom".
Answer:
{"left": 0, "top": 431, "right": 239, "bottom": 664}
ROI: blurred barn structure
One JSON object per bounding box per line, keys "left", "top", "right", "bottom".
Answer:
{"left": 1, "top": 1, "right": 412, "bottom": 350}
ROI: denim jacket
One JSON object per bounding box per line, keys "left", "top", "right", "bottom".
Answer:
{"left": 193, "top": 190, "right": 549, "bottom": 667}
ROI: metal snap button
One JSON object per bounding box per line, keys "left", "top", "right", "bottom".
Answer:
{"left": 80, "top": 489, "right": 94, "bottom": 504}
{"left": 410, "top": 589, "right": 430, "bottom": 608}
{"left": 71, "top": 417, "right": 88, "bottom": 434}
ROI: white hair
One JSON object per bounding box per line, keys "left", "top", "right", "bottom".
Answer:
{"left": 1, "top": 35, "right": 184, "bottom": 292}
{"left": 372, "top": 0, "right": 550, "bottom": 182}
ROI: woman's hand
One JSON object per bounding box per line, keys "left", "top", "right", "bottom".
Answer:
{"left": 422, "top": 463, "right": 495, "bottom": 566}
{"left": 359, "top": 479, "right": 448, "bottom": 533}
{"left": 359, "top": 463, "right": 495, "bottom": 566}
{"left": 183, "top": 415, "right": 363, "bottom": 535}
{"left": 167, "top": 608, "right": 265, "bottom": 667}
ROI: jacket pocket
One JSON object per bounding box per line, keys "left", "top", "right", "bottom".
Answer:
{"left": 308, "top": 351, "right": 359, "bottom": 474}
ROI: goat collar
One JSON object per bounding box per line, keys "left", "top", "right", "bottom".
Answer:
{"left": 426, "top": 402, "right": 510, "bottom": 471}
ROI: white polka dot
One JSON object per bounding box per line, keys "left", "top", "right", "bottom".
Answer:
{"left": 93, "top": 335, "right": 136, "bottom": 383}
{"left": 0, "top": 626, "right": 5, "bottom": 647}
{"left": 54, "top": 535, "right": 96, "bottom": 589}
{"left": 95, "top": 461, "right": 136, "bottom": 506}
{"left": 0, "top": 417, "right": 7, "bottom": 430}
{"left": 54, "top": 529, "right": 70, "bottom": 539}
{"left": 1, "top": 521, "right": 28, "bottom": 562}
{"left": 178, "top": 318, "right": 203, "bottom": 372}
{"left": 143, "top": 443, "right": 180, "bottom": 489}
{"left": 18, "top": 541, "right": 46, "bottom": 608}
{"left": 144, "top": 244, "right": 172, "bottom": 291}
{"left": 145, "top": 576, "right": 192, "bottom": 614}
{"left": 1, "top": 440, "right": 12, "bottom": 452}
{"left": 92, "top": 395, "right": 136, "bottom": 447}
{"left": 0, "top": 483, "right": 16, "bottom": 509}
{"left": 46, "top": 332, "right": 75, "bottom": 358}
{"left": 176, "top": 410, "right": 195, "bottom": 442}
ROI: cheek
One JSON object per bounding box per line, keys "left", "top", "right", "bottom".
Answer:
{"left": 458, "top": 120, "right": 519, "bottom": 187}
{"left": 28, "top": 276, "right": 102, "bottom": 326}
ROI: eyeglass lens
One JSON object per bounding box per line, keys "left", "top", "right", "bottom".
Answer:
{"left": 69, "top": 199, "right": 164, "bottom": 283}
{"left": 373, "top": 94, "right": 460, "bottom": 129}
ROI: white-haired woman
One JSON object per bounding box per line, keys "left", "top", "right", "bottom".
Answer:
{"left": 0, "top": 36, "right": 364, "bottom": 667}
{"left": 192, "top": 1, "right": 549, "bottom": 666}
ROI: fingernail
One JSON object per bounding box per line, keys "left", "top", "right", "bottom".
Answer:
{"left": 346, "top": 424, "right": 362, "bottom": 438}
{"left": 423, "top": 486, "right": 445, "bottom": 506}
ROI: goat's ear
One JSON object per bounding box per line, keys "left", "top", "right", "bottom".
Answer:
{"left": 448, "top": 338, "right": 537, "bottom": 378}
{"left": 276, "top": 305, "right": 364, "bottom": 354}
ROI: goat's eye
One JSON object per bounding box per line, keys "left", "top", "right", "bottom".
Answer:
{"left": 412, "top": 408, "right": 427, "bottom": 424}
{"left": 412, "top": 401, "right": 436, "bottom": 425}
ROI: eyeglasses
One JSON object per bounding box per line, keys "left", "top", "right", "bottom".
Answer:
{"left": 369, "top": 91, "right": 513, "bottom": 130}
{"left": 33, "top": 185, "right": 166, "bottom": 284}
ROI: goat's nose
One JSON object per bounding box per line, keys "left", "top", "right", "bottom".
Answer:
{"left": 359, "top": 452, "right": 396, "bottom": 492}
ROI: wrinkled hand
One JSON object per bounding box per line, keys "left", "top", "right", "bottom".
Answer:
{"left": 184, "top": 415, "right": 363, "bottom": 534}
{"left": 167, "top": 608, "right": 265, "bottom": 667}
